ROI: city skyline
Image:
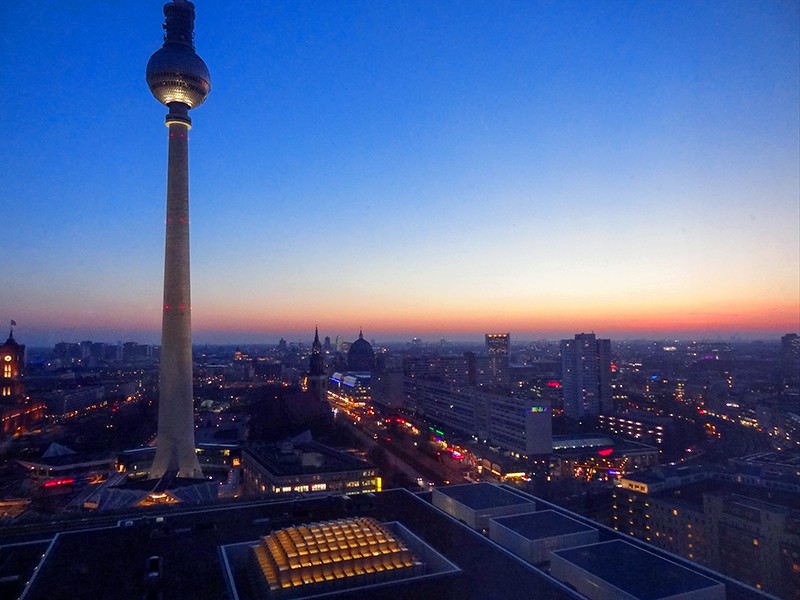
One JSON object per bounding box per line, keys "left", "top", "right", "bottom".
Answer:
{"left": 2, "top": 1, "right": 798, "bottom": 346}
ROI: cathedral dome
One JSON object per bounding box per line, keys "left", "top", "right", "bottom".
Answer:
{"left": 347, "top": 331, "right": 374, "bottom": 372}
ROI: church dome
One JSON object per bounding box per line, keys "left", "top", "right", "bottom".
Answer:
{"left": 347, "top": 331, "right": 374, "bottom": 372}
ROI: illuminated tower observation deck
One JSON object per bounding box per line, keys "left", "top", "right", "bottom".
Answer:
{"left": 146, "top": 0, "right": 210, "bottom": 479}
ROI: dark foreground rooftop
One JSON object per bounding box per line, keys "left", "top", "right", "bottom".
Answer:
{"left": 0, "top": 484, "right": 774, "bottom": 600}
{"left": 12, "top": 489, "right": 577, "bottom": 600}
{"left": 552, "top": 540, "right": 724, "bottom": 600}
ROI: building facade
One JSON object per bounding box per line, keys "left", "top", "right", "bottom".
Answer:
{"left": 241, "top": 441, "right": 380, "bottom": 497}
{"left": 485, "top": 333, "right": 510, "bottom": 388}
{"left": 613, "top": 468, "right": 800, "bottom": 598}
{"left": 0, "top": 328, "right": 25, "bottom": 399}
{"left": 560, "top": 333, "right": 612, "bottom": 418}
{"left": 405, "top": 379, "right": 553, "bottom": 456}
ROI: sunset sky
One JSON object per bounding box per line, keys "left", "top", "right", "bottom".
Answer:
{"left": 1, "top": 1, "right": 798, "bottom": 346}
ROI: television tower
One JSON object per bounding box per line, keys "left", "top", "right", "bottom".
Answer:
{"left": 146, "top": 0, "right": 210, "bottom": 479}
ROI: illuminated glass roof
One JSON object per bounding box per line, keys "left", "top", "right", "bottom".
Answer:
{"left": 253, "top": 517, "right": 421, "bottom": 594}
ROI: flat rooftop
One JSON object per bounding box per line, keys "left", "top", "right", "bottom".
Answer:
{"left": 14, "top": 489, "right": 574, "bottom": 600}
{"left": 553, "top": 438, "right": 657, "bottom": 457}
{"left": 622, "top": 465, "right": 709, "bottom": 485}
{"left": 734, "top": 450, "right": 800, "bottom": 467}
{"left": 435, "top": 482, "right": 533, "bottom": 510}
{"left": 652, "top": 479, "right": 800, "bottom": 512}
{"left": 245, "top": 441, "right": 374, "bottom": 477}
{"left": 1, "top": 485, "right": 771, "bottom": 600}
{"left": 552, "top": 540, "right": 723, "bottom": 600}
{"left": 492, "top": 510, "right": 596, "bottom": 540}
{"left": 17, "top": 451, "right": 114, "bottom": 469}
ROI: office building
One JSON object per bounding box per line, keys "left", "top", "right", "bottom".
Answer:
{"left": 596, "top": 412, "right": 667, "bottom": 447}
{"left": 241, "top": 440, "right": 381, "bottom": 497}
{"left": 405, "top": 379, "right": 553, "bottom": 455}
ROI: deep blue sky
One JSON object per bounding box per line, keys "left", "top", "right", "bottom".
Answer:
{"left": 1, "top": 1, "right": 798, "bottom": 345}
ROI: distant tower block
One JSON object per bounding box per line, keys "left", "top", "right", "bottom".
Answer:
{"left": 147, "top": 0, "right": 211, "bottom": 479}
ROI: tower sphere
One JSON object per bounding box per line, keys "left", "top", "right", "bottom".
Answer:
{"left": 146, "top": 48, "right": 210, "bottom": 109}
{"left": 146, "top": 0, "right": 210, "bottom": 110}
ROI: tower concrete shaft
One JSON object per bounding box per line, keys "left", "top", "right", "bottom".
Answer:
{"left": 147, "top": 0, "right": 210, "bottom": 480}
{"left": 150, "top": 105, "right": 202, "bottom": 479}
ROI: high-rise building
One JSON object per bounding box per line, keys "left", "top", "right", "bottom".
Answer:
{"left": 780, "top": 333, "right": 800, "bottom": 391}
{"left": 147, "top": 0, "right": 211, "bottom": 479}
{"left": 560, "top": 333, "right": 612, "bottom": 418}
{"left": 485, "top": 333, "right": 510, "bottom": 356}
{"left": 485, "top": 333, "right": 510, "bottom": 387}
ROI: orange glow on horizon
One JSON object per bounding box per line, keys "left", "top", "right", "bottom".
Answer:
{"left": 16, "top": 292, "right": 797, "bottom": 342}
{"left": 192, "top": 297, "right": 798, "bottom": 339}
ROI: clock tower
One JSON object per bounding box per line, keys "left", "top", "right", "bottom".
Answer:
{"left": 0, "top": 326, "right": 24, "bottom": 399}
{"left": 0, "top": 324, "right": 43, "bottom": 438}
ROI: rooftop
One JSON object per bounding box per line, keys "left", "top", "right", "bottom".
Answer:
{"left": 434, "top": 482, "right": 533, "bottom": 510}
{"left": 732, "top": 449, "right": 800, "bottom": 468}
{"left": 653, "top": 479, "right": 800, "bottom": 512}
{"left": 15, "top": 489, "right": 575, "bottom": 600}
{"left": 245, "top": 441, "right": 374, "bottom": 477}
{"left": 17, "top": 451, "right": 115, "bottom": 470}
{"left": 621, "top": 465, "right": 710, "bottom": 485}
{"left": 491, "top": 510, "right": 597, "bottom": 540}
{"left": 0, "top": 484, "right": 774, "bottom": 600}
{"left": 552, "top": 540, "right": 724, "bottom": 600}
{"left": 552, "top": 438, "right": 658, "bottom": 457}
